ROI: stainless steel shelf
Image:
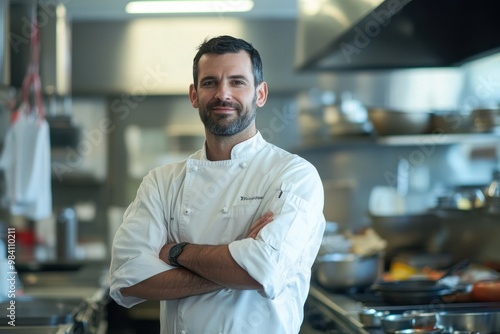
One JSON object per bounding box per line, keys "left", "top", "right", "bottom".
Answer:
{"left": 293, "top": 132, "right": 500, "bottom": 153}
{"left": 377, "top": 132, "right": 500, "bottom": 146}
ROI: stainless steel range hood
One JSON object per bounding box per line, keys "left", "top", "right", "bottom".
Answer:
{"left": 295, "top": 0, "right": 500, "bottom": 71}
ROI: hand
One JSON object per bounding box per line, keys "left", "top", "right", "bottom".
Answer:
{"left": 159, "top": 243, "right": 176, "bottom": 264}
{"left": 247, "top": 211, "right": 273, "bottom": 239}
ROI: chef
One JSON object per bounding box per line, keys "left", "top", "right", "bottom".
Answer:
{"left": 109, "top": 35, "right": 325, "bottom": 334}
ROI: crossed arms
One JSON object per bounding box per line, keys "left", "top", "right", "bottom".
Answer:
{"left": 120, "top": 211, "right": 274, "bottom": 300}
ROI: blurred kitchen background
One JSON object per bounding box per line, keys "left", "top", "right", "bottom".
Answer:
{"left": 1, "top": 0, "right": 500, "bottom": 266}
{"left": 1, "top": 0, "right": 500, "bottom": 332}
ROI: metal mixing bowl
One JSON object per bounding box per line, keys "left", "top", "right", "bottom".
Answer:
{"left": 367, "top": 108, "right": 432, "bottom": 136}
{"left": 314, "top": 253, "right": 382, "bottom": 290}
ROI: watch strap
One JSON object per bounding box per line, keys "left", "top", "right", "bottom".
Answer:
{"left": 169, "top": 242, "right": 189, "bottom": 266}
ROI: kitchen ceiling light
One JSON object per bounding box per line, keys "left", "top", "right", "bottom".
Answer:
{"left": 126, "top": 1, "right": 254, "bottom": 14}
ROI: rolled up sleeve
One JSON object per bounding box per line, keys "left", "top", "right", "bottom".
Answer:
{"left": 109, "top": 172, "right": 173, "bottom": 308}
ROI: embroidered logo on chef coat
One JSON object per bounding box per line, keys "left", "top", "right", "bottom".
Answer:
{"left": 240, "top": 196, "right": 264, "bottom": 201}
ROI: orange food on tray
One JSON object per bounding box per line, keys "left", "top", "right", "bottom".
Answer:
{"left": 421, "top": 267, "right": 445, "bottom": 280}
{"left": 383, "top": 260, "right": 444, "bottom": 281}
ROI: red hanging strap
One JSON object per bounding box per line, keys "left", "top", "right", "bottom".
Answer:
{"left": 17, "top": 5, "right": 45, "bottom": 122}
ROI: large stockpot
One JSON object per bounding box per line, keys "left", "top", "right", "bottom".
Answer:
{"left": 314, "top": 252, "right": 382, "bottom": 290}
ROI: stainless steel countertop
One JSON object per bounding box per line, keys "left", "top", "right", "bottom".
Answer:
{"left": 0, "top": 261, "right": 111, "bottom": 333}
{"left": 19, "top": 261, "right": 110, "bottom": 301}
{"left": 308, "top": 284, "right": 374, "bottom": 334}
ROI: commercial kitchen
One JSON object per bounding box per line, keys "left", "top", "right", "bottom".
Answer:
{"left": 1, "top": 0, "right": 500, "bottom": 333}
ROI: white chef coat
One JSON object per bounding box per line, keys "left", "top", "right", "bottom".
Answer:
{"left": 109, "top": 132, "right": 325, "bottom": 334}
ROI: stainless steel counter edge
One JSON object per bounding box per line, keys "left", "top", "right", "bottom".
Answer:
{"left": 308, "top": 285, "right": 371, "bottom": 334}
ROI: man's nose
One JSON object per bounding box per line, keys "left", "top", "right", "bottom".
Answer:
{"left": 215, "top": 82, "right": 230, "bottom": 101}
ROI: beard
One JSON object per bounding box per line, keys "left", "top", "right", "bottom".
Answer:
{"left": 198, "top": 94, "right": 257, "bottom": 137}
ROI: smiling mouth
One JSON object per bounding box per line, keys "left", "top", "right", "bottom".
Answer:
{"left": 210, "top": 101, "right": 238, "bottom": 108}
{"left": 209, "top": 101, "right": 240, "bottom": 114}
{"left": 211, "top": 107, "right": 235, "bottom": 114}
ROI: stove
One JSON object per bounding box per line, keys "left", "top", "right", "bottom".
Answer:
{"left": 304, "top": 282, "right": 500, "bottom": 334}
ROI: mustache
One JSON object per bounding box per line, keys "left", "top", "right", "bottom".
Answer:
{"left": 207, "top": 100, "right": 241, "bottom": 110}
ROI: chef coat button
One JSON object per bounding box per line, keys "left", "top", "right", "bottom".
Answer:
{"left": 239, "top": 162, "right": 247, "bottom": 169}
{"left": 191, "top": 166, "right": 198, "bottom": 172}
{"left": 221, "top": 207, "right": 228, "bottom": 214}
{"left": 181, "top": 331, "right": 187, "bottom": 334}
{"left": 184, "top": 208, "right": 191, "bottom": 215}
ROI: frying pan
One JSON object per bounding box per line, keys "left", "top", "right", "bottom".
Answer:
{"left": 371, "top": 279, "right": 456, "bottom": 305}
{"left": 371, "top": 260, "right": 469, "bottom": 305}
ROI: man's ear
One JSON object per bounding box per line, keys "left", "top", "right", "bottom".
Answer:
{"left": 256, "top": 82, "right": 268, "bottom": 108}
{"left": 189, "top": 84, "right": 198, "bottom": 108}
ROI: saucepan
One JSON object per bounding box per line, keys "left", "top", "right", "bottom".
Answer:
{"left": 371, "top": 260, "right": 470, "bottom": 305}
{"left": 314, "top": 252, "right": 382, "bottom": 291}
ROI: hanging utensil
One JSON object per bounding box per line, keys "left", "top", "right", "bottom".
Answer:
{"left": 435, "top": 259, "right": 470, "bottom": 286}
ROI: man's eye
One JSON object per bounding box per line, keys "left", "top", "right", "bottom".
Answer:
{"left": 201, "top": 80, "right": 215, "bottom": 87}
{"left": 232, "top": 80, "right": 245, "bottom": 85}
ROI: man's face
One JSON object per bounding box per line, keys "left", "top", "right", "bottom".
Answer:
{"left": 189, "top": 51, "right": 267, "bottom": 137}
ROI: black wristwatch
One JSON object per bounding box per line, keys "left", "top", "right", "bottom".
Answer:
{"left": 168, "top": 242, "right": 189, "bottom": 266}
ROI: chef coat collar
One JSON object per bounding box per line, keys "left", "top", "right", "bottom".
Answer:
{"left": 197, "top": 131, "right": 266, "bottom": 161}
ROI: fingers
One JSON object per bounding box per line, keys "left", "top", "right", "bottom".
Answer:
{"left": 247, "top": 211, "right": 273, "bottom": 239}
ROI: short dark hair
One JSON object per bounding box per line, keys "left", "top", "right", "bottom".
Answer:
{"left": 192, "top": 35, "right": 264, "bottom": 89}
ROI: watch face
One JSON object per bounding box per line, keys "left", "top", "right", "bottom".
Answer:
{"left": 171, "top": 246, "right": 182, "bottom": 257}
{"left": 169, "top": 243, "right": 188, "bottom": 266}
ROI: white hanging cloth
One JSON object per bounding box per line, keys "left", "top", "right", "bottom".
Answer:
{"left": 0, "top": 10, "right": 52, "bottom": 220}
